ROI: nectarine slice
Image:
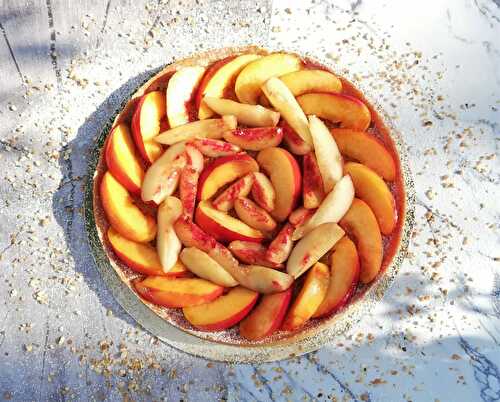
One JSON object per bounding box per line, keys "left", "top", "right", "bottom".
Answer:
{"left": 297, "top": 93, "right": 371, "bottom": 131}
{"left": 302, "top": 152, "right": 325, "bottom": 209}
{"left": 203, "top": 97, "right": 280, "bottom": 127}
{"left": 223, "top": 126, "right": 283, "bottom": 151}
{"left": 154, "top": 116, "right": 237, "bottom": 145}
{"left": 195, "top": 200, "right": 264, "bottom": 243}
{"left": 313, "top": 236, "right": 359, "bottom": 318}
{"left": 100, "top": 171, "right": 156, "bottom": 243}
{"left": 257, "top": 147, "right": 301, "bottom": 222}
{"left": 131, "top": 91, "right": 165, "bottom": 163}
{"left": 280, "top": 120, "right": 312, "bottom": 155}
{"left": 266, "top": 223, "right": 294, "bottom": 264}
{"left": 141, "top": 142, "right": 186, "bottom": 204}
{"left": 134, "top": 276, "right": 223, "bottom": 308}
{"left": 107, "top": 227, "right": 188, "bottom": 277}
{"left": 180, "top": 247, "right": 238, "bottom": 287}
{"left": 105, "top": 123, "right": 144, "bottom": 194}
{"left": 228, "top": 241, "right": 283, "bottom": 269}
{"left": 235, "top": 53, "right": 302, "bottom": 104}
{"left": 183, "top": 286, "right": 258, "bottom": 331}
{"left": 234, "top": 197, "right": 277, "bottom": 232}
{"left": 308, "top": 115, "right": 343, "bottom": 192}
{"left": 286, "top": 222, "right": 345, "bottom": 279}
{"left": 344, "top": 162, "right": 397, "bottom": 235}
{"left": 197, "top": 153, "right": 259, "bottom": 201}
{"left": 282, "top": 262, "right": 330, "bottom": 331}
{"left": 330, "top": 128, "right": 396, "bottom": 181}
{"left": 240, "top": 288, "right": 292, "bottom": 340}
{"left": 293, "top": 175, "right": 354, "bottom": 240}
{"left": 212, "top": 173, "right": 254, "bottom": 212}
{"left": 179, "top": 146, "right": 204, "bottom": 218}
{"left": 166, "top": 66, "right": 205, "bottom": 128}
{"left": 288, "top": 207, "right": 315, "bottom": 227}
{"left": 196, "top": 54, "right": 261, "bottom": 119}
{"left": 279, "top": 69, "right": 342, "bottom": 96}
{"left": 262, "top": 77, "right": 313, "bottom": 146}
{"left": 251, "top": 172, "right": 275, "bottom": 212}
{"left": 339, "top": 198, "right": 382, "bottom": 284}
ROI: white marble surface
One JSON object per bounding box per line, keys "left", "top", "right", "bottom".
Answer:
{"left": 0, "top": 0, "right": 499, "bottom": 401}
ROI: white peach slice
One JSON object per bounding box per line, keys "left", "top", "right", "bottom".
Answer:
{"left": 166, "top": 66, "right": 205, "bottom": 128}
{"left": 156, "top": 196, "right": 183, "bottom": 272}
{"left": 280, "top": 120, "right": 312, "bottom": 155}
{"left": 223, "top": 126, "right": 283, "bottom": 151}
{"left": 228, "top": 241, "right": 283, "bottom": 269}
{"left": 302, "top": 152, "right": 325, "bottom": 209}
{"left": 261, "top": 77, "right": 313, "bottom": 146}
{"left": 308, "top": 115, "right": 343, "bottom": 192}
{"left": 141, "top": 142, "right": 187, "bottom": 204}
{"left": 188, "top": 138, "right": 241, "bottom": 157}
{"left": 234, "top": 197, "right": 277, "bottom": 232}
{"left": 292, "top": 175, "right": 354, "bottom": 240}
{"left": 286, "top": 222, "right": 345, "bottom": 279}
{"left": 203, "top": 97, "right": 280, "bottom": 127}
{"left": 180, "top": 247, "right": 238, "bottom": 287}
{"left": 235, "top": 53, "right": 302, "bottom": 104}
{"left": 266, "top": 223, "right": 294, "bottom": 265}
{"left": 154, "top": 116, "right": 237, "bottom": 145}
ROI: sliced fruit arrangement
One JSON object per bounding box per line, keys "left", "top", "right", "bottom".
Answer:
{"left": 98, "top": 49, "right": 402, "bottom": 341}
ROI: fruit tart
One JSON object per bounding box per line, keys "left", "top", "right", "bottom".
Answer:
{"left": 92, "top": 46, "right": 408, "bottom": 345}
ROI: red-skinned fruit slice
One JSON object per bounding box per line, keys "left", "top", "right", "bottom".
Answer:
{"left": 222, "top": 127, "right": 283, "bottom": 151}
{"left": 228, "top": 241, "right": 284, "bottom": 269}
{"left": 266, "top": 223, "right": 294, "bottom": 264}
{"left": 302, "top": 152, "right": 325, "bottom": 209}
{"left": 234, "top": 197, "right": 277, "bottom": 232}
{"left": 251, "top": 172, "right": 276, "bottom": 212}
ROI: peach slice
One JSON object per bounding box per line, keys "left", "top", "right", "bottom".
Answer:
{"left": 223, "top": 126, "right": 283, "bottom": 151}
{"left": 251, "top": 172, "right": 275, "bottom": 212}
{"left": 286, "top": 222, "right": 345, "bottom": 279}
{"left": 302, "top": 152, "right": 325, "bottom": 209}
{"left": 131, "top": 91, "right": 165, "bottom": 163}
{"left": 266, "top": 223, "right": 294, "bottom": 264}
{"left": 100, "top": 171, "right": 156, "bottom": 243}
{"left": 313, "top": 237, "right": 360, "bottom": 318}
{"left": 203, "top": 97, "right": 280, "bottom": 127}
{"left": 240, "top": 288, "right": 292, "bottom": 340}
{"left": 293, "top": 175, "right": 354, "bottom": 240}
{"left": 105, "top": 123, "right": 144, "bottom": 194}
{"left": 183, "top": 286, "right": 258, "bottom": 331}
{"left": 197, "top": 153, "right": 259, "bottom": 201}
{"left": 339, "top": 198, "right": 382, "bottom": 284}
{"left": 288, "top": 207, "right": 315, "bottom": 227}
{"left": 233, "top": 265, "right": 294, "bottom": 294}
{"left": 235, "top": 53, "right": 302, "bottom": 104}
{"left": 261, "top": 77, "right": 313, "bottom": 146}
{"left": 107, "top": 227, "right": 188, "bottom": 277}
{"left": 212, "top": 173, "right": 254, "bottom": 212}
{"left": 179, "top": 145, "right": 204, "bottom": 218}
{"left": 297, "top": 93, "right": 371, "bottom": 131}
{"left": 344, "top": 162, "right": 397, "bottom": 235}
{"left": 154, "top": 116, "right": 237, "bottom": 145}
{"left": 180, "top": 247, "right": 238, "bottom": 287}
{"left": 279, "top": 69, "right": 342, "bottom": 96}
{"left": 188, "top": 138, "right": 241, "bottom": 157}
{"left": 330, "top": 129, "right": 396, "bottom": 181}
{"left": 156, "top": 196, "right": 183, "bottom": 272}
{"left": 166, "top": 66, "right": 205, "bottom": 128}
{"left": 134, "top": 276, "right": 223, "bottom": 308}
{"left": 308, "top": 115, "right": 343, "bottom": 192}
{"left": 282, "top": 262, "right": 330, "bottom": 331}
{"left": 141, "top": 142, "right": 186, "bottom": 204}
{"left": 228, "top": 241, "right": 283, "bottom": 269}
{"left": 234, "top": 197, "right": 277, "bottom": 232}
{"left": 280, "top": 120, "right": 312, "bottom": 155}
{"left": 195, "top": 200, "right": 264, "bottom": 243}
{"left": 196, "top": 54, "right": 262, "bottom": 119}
{"left": 257, "top": 147, "right": 301, "bottom": 222}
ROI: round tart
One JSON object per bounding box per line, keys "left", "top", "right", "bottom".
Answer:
{"left": 89, "top": 46, "right": 413, "bottom": 354}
